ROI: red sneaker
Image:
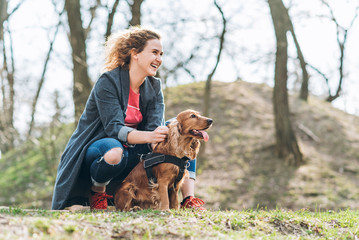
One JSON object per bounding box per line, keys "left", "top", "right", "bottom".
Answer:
{"left": 90, "top": 192, "right": 113, "bottom": 210}
{"left": 181, "top": 196, "right": 206, "bottom": 211}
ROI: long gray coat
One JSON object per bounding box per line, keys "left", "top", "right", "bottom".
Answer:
{"left": 51, "top": 67, "right": 164, "bottom": 210}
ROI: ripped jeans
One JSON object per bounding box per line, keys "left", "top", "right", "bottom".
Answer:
{"left": 83, "top": 138, "right": 197, "bottom": 187}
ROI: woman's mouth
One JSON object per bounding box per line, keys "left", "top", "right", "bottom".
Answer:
{"left": 150, "top": 63, "right": 159, "bottom": 70}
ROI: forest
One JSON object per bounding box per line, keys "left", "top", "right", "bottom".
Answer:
{"left": 1, "top": 0, "right": 359, "bottom": 210}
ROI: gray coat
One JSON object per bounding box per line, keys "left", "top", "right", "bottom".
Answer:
{"left": 51, "top": 67, "right": 164, "bottom": 210}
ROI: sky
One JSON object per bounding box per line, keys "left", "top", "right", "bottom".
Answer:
{"left": 3, "top": 0, "right": 359, "bottom": 134}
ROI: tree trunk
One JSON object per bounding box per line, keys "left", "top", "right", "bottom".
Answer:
{"left": 129, "top": 0, "right": 144, "bottom": 26}
{"left": 268, "top": 0, "right": 303, "bottom": 164}
{"left": 0, "top": 0, "right": 16, "bottom": 152}
{"left": 65, "top": 0, "right": 93, "bottom": 122}
{"left": 0, "top": 0, "right": 7, "bottom": 38}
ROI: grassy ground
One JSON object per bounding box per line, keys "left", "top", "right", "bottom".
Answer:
{"left": 1, "top": 207, "right": 359, "bottom": 239}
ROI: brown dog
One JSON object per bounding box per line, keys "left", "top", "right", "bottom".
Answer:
{"left": 114, "top": 110, "right": 213, "bottom": 211}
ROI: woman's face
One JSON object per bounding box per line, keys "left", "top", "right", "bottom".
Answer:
{"left": 133, "top": 38, "right": 163, "bottom": 77}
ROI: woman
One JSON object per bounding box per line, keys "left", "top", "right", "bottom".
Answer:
{"left": 51, "top": 26, "right": 205, "bottom": 210}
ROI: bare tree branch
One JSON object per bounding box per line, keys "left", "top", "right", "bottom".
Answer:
{"left": 28, "top": 6, "right": 65, "bottom": 137}
{"left": 320, "top": 0, "right": 359, "bottom": 102}
{"left": 105, "top": 0, "right": 120, "bottom": 39}
{"left": 203, "top": 0, "right": 226, "bottom": 117}
{"left": 307, "top": 63, "right": 331, "bottom": 97}
{"left": 84, "top": 0, "right": 101, "bottom": 38}
{"left": 7, "top": 0, "right": 26, "bottom": 17}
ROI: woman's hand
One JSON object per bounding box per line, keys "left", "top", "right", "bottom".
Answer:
{"left": 150, "top": 126, "right": 168, "bottom": 144}
{"left": 127, "top": 126, "right": 168, "bottom": 145}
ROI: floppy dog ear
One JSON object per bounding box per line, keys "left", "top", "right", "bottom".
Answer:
{"left": 177, "top": 122, "right": 183, "bottom": 135}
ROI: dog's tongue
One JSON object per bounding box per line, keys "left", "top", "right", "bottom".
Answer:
{"left": 199, "top": 130, "right": 209, "bottom": 142}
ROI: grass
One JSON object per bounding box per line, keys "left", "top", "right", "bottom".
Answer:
{"left": 1, "top": 207, "right": 359, "bottom": 239}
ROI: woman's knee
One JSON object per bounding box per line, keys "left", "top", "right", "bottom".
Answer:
{"left": 103, "top": 147, "right": 124, "bottom": 165}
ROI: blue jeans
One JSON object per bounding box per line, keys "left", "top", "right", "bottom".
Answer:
{"left": 84, "top": 137, "right": 197, "bottom": 187}
{"left": 83, "top": 138, "right": 151, "bottom": 186}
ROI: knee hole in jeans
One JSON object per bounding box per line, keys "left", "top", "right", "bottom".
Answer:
{"left": 103, "top": 147, "right": 124, "bottom": 165}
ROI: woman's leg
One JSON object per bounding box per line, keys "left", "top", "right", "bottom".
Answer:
{"left": 83, "top": 138, "right": 128, "bottom": 209}
{"left": 181, "top": 159, "right": 196, "bottom": 198}
{"left": 112, "top": 143, "right": 152, "bottom": 182}
{"left": 180, "top": 159, "right": 206, "bottom": 210}
{"left": 90, "top": 147, "right": 125, "bottom": 193}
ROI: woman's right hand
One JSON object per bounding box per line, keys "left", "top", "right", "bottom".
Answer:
{"left": 150, "top": 126, "right": 168, "bottom": 144}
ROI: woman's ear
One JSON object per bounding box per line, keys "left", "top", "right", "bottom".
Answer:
{"left": 130, "top": 48, "right": 138, "bottom": 60}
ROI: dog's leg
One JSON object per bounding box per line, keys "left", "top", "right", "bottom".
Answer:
{"left": 168, "top": 187, "right": 179, "bottom": 210}
{"left": 157, "top": 181, "right": 170, "bottom": 210}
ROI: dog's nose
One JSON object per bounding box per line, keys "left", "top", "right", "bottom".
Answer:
{"left": 207, "top": 119, "right": 213, "bottom": 125}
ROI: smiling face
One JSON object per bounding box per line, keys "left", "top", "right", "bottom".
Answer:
{"left": 131, "top": 39, "right": 163, "bottom": 77}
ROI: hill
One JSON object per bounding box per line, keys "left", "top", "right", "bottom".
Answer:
{"left": 165, "top": 81, "right": 359, "bottom": 211}
{"left": 1, "top": 80, "right": 359, "bottom": 210}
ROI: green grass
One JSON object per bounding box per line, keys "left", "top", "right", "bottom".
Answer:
{"left": 1, "top": 208, "right": 359, "bottom": 239}
{"left": 0, "top": 123, "right": 74, "bottom": 208}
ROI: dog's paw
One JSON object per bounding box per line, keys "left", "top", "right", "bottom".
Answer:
{"left": 129, "top": 206, "right": 143, "bottom": 212}
{"left": 158, "top": 207, "right": 171, "bottom": 213}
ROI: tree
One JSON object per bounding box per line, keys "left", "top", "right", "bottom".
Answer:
{"left": 65, "top": 0, "right": 93, "bottom": 122}
{"left": 128, "top": 0, "right": 144, "bottom": 26}
{"left": 272, "top": 2, "right": 310, "bottom": 101}
{"left": 288, "top": 20, "right": 309, "bottom": 101}
{"left": 268, "top": 0, "right": 303, "bottom": 164}
{"left": 0, "top": 0, "right": 24, "bottom": 152}
{"left": 203, "top": 0, "right": 226, "bottom": 117}
{"left": 28, "top": 4, "right": 65, "bottom": 137}
{"left": 310, "top": 0, "right": 359, "bottom": 103}
{"left": 105, "top": 0, "right": 121, "bottom": 40}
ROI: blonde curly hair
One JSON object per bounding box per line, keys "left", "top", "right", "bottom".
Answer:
{"left": 103, "top": 26, "right": 161, "bottom": 72}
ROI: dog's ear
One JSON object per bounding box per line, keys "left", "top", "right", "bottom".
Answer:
{"left": 177, "top": 121, "right": 183, "bottom": 135}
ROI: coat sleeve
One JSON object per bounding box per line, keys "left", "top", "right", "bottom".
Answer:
{"left": 142, "top": 78, "right": 165, "bottom": 131}
{"left": 93, "top": 74, "right": 134, "bottom": 143}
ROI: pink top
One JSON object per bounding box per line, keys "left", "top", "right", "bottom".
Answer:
{"left": 125, "top": 87, "right": 143, "bottom": 129}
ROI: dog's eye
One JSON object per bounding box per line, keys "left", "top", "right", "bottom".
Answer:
{"left": 190, "top": 114, "right": 196, "bottom": 118}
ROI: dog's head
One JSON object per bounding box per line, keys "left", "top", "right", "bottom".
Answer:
{"left": 175, "top": 109, "right": 213, "bottom": 142}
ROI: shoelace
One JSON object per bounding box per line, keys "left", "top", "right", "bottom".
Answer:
{"left": 183, "top": 197, "right": 205, "bottom": 208}
{"left": 191, "top": 197, "right": 205, "bottom": 206}
{"left": 91, "top": 193, "right": 113, "bottom": 209}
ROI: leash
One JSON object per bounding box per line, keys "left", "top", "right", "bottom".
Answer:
{"left": 139, "top": 153, "right": 190, "bottom": 189}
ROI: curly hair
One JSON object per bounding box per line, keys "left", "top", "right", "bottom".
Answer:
{"left": 103, "top": 26, "right": 161, "bottom": 72}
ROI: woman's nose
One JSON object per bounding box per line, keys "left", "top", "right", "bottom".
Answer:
{"left": 157, "top": 55, "right": 162, "bottom": 65}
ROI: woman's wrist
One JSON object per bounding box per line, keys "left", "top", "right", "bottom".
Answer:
{"left": 145, "top": 131, "right": 154, "bottom": 143}
{"left": 127, "top": 130, "right": 153, "bottom": 145}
